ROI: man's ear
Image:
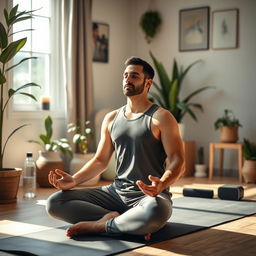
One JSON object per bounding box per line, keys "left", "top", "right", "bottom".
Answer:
{"left": 145, "top": 78, "right": 153, "bottom": 89}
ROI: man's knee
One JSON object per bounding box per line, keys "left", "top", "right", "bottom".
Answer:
{"left": 141, "top": 195, "right": 172, "bottom": 231}
{"left": 46, "top": 191, "right": 64, "bottom": 217}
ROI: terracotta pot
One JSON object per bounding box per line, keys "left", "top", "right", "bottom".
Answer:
{"left": 242, "top": 160, "right": 256, "bottom": 183}
{"left": 220, "top": 126, "right": 238, "bottom": 143}
{"left": 70, "top": 153, "right": 100, "bottom": 185}
{"left": 36, "top": 151, "right": 64, "bottom": 187}
{"left": 0, "top": 168, "right": 22, "bottom": 204}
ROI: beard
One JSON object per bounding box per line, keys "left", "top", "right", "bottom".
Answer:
{"left": 123, "top": 80, "right": 146, "bottom": 96}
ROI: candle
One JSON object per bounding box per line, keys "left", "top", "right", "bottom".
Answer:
{"left": 41, "top": 97, "right": 50, "bottom": 110}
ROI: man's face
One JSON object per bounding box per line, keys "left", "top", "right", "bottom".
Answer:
{"left": 122, "top": 65, "right": 150, "bottom": 96}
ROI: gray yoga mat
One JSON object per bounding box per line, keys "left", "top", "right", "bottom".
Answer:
{"left": 0, "top": 197, "right": 256, "bottom": 256}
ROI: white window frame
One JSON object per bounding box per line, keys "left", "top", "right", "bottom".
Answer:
{"left": 7, "top": 0, "right": 65, "bottom": 119}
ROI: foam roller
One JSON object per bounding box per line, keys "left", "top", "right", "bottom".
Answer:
{"left": 183, "top": 188, "right": 214, "bottom": 198}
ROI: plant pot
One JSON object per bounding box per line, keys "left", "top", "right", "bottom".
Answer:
{"left": 178, "top": 123, "right": 185, "bottom": 140}
{"left": 220, "top": 126, "right": 238, "bottom": 143}
{"left": 0, "top": 168, "right": 22, "bottom": 204}
{"left": 242, "top": 160, "right": 256, "bottom": 183}
{"left": 36, "top": 151, "right": 64, "bottom": 187}
{"left": 194, "top": 164, "right": 207, "bottom": 178}
{"left": 70, "top": 153, "right": 100, "bottom": 185}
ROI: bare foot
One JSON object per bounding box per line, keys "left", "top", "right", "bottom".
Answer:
{"left": 66, "top": 211, "right": 120, "bottom": 237}
{"left": 144, "top": 233, "right": 151, "bottom": 241}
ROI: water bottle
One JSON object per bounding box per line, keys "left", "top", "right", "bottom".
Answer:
{"left": 23, "top": 152, "right": 36, "bottom": 199}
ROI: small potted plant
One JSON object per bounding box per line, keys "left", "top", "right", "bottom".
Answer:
{"left": 242, "top": 138, "right": 256, "bottom": 183}
{"left": 0, "top": 5, "right": 41, "bottom": 203}
{"left": 214, "top": 109, "right": 242, "bottom": 143}
{"left": 194, "top": 147, "right": 207, "bottom": 177}
{"left": 29, "top": 116, "right": 72, "bottom": 187}
{"left": 68, "top": 120, "right": 100, "bottom": 186}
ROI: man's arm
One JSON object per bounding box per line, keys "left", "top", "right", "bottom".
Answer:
{"left": 136, "top": 108, "right": 185, "bottom": 197}
{"left": 72, "top": 110, "right": 117, "bottom": 185}
{"left": 49, "top": 110, "right": 117, "bottom": 190}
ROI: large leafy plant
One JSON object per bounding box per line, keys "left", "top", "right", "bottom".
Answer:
{"left": 214, "top": 109, "right": 242, "bottom": 130}
{"left": 29, "top": 116, "right": 72, "bottom": 156}
{"left": 149, "top": 51, "right": 213, "bottom": 123}
{"left": 243, "top": 138, "right": 256, "bottom": 161}
{"left": 0, "top": 5, "right": 40, "bottom": 170}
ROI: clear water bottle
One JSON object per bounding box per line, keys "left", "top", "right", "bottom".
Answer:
{"left": 23, "top": 152, "right": 36, "bottom": 199}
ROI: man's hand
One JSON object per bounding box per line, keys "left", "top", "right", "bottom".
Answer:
{"left": 136, "top": 175, "right": 164, "bottom": 197}
{"left": 48, "top": 169, "right": 76, "bottom": 190}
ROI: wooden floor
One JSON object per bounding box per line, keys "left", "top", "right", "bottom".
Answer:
{"left": 0, "top": 176, "right": 256, "bottom": 256}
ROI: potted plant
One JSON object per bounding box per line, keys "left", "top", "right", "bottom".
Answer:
{"left": 0, "top": 5, "right": 41, "bottom": 203}
{"left": 29, "top": 115, "right": 72, "bottom": 187}
{"left": 149, "top": 51, "right": 213, "bottom": 139}
{"left": 194, "top": 147, "right": 207, "bottom": 177}
{"left": 214, "top": 109, "right": 242, "bottom": 143}
{"left": 140, "top": 10, "right": 162, "bottom": 43}
{"left": 242, "top": 138, "right": 256, "bottom": 183}
{"left": 68, "top": 120, "right": 100, "bottom": 186}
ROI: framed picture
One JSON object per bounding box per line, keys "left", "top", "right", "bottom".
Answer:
{"left": 212, "top": 9, "right": 239, "bottom": 50}
{"left": 92, "top": 22, "right": 109, "bottom": 62}
{"left": 179, "top": 7, "right": 209, "bottom": 51}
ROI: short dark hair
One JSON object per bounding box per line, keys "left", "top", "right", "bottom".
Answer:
{"left": 125, "top": 57, "right": 154, "bottom": 79}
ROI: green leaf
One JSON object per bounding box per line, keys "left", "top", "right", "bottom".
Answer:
{"left": 45, "top": 116, "right": 53, "bottom": 141}
{"left": 5, "top": 57, "right": 37, "bottom": 72}
{"left": 171, "top": 59, "right": 179, "bottom": 82}
{"left": 18, "top": 92, "right": 37, "bottom": 101}
{"left": 0, "top": 70, "right": 6, "bottom": 84}
{"left": 8, "top": 88, "right": 15, "bottom": 97}
{"left": 4, "top": 9, "right": 9, "bottom": 26}
{"left": 9, "top": 5, "right": 18, "bottom": 19}
{"left": 183, "top": 86, "right": 214, "bottom": 103}
{"left": 0, "top": 22, "right": 8, "bottom": 49}
{"left": 0, "top": 38, "right": 27, "bottom": 63}
{"left": 179, "top": 60, "right": 201, "bottom": 86}
{"left": 169, "top": 79, "right": 178, "bottom": 111}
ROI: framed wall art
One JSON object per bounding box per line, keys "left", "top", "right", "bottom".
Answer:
{"left": 92, "top": 22, "right": 109, "bottom": 62}
{"left": 179, "top": 6, "right": 210, "bottom": 51}
{"left": 212, "top": 9, "right": 239, "bottom": 50}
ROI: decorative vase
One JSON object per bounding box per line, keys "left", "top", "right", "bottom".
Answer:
{"left": 70, "top": 153, "right": 100, "bottom": 186}
{"left": 178, "top": 123, "right": 185, "bottom": 140}
{"left": 242, "top": 160, "right": 256, "bottom": 183}
{"left": 0, "top": 168, "right": 22, "bottom": 204}
{"left": 36, "top": 151, "right": 64, "bottom": 187}
{"left": 220, "top": 126, "right": 238, "bottom": 143}
{"left": 194, "top": 164, "right": 207, "bottom": 178}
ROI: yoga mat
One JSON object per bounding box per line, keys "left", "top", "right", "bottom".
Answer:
{"left": 1, "top": 197, "right": 256, "bottom": 256}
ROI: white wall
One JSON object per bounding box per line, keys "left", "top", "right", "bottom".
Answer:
{"left": 92, "top": 0, "right": 256, "bottom": 171}
{"left": 2, "top": 0, "right": 256, "bottom": 173}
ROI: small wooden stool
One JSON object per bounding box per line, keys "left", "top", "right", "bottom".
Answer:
{"left": 209, "top": 142, "right": 243, "bottom": 182}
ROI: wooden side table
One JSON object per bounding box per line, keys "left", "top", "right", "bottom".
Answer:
{"left": 182, "top": 141, "right": 196, "bottom": 177}
{"left": 208, "top": 142, "right": 243, "bottom": 182}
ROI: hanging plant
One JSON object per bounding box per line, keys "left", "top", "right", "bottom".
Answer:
{"left": 140, "top": 10, "right": 162, "bottom": 43}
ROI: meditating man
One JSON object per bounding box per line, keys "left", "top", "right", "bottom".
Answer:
{"left": 46, "top": 57, "right": 185, "bottom": 240}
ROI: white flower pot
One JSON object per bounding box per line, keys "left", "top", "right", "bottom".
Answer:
{"left": 70, "top": 153, "right": 100, "bottom": 185}
{"left": 194, "top": 164, "right": 207, "bottom": 178}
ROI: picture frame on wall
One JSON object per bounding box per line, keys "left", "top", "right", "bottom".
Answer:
{"left": 212, "top": 9, "right": 239, "bottom": 50}
{"left": 179, "top": 6, "right": 210, "bottom": 51}
{"left": 92, "top": 22, "right": 109, "bottom": 62}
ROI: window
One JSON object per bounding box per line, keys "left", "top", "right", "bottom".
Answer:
{"left": 10, "top": 0, "right": 63, "bottom": 113}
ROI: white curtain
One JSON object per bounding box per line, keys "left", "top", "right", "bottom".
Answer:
{"left": 58, "top": 0, "right": 94, "bottom": 151}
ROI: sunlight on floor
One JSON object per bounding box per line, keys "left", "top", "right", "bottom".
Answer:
{"left": 36, "top": 199, "right": 47, "bottom": 206}
{"left": 0, "top": 220, "right": 51, "bottom": 237}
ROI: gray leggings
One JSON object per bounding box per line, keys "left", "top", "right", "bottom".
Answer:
{"left": 46, "top": 185, "right": 172, "bottom": 236}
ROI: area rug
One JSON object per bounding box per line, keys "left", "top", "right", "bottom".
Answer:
{"left": 0, "top": 197, "right": 255, "bottom": 256}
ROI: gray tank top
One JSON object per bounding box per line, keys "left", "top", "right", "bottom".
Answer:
{"left": 110, "top": 104, "right": 169, "bottom": 202}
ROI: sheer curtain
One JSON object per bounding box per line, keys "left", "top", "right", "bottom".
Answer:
{"left": 59, "top": 0, "right": 94, "bottom": 151}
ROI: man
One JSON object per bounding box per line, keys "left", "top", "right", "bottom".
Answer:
{"left": 47, "top": 57, "right": 185, "bottom": 240}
